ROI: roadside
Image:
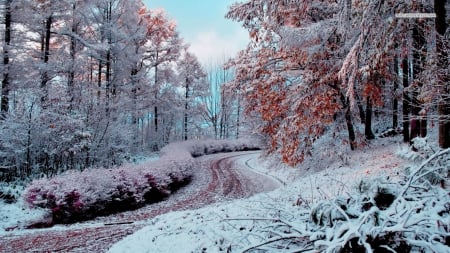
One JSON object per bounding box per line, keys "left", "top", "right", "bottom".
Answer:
{"left": 0, "top": 151, "right": 277, "bottom": 253}
{"left": 109, "top": 137, "right": 410, "bottom": 253}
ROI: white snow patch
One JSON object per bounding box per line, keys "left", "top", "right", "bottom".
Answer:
{"left": 0, "top": 200, "right": 48, "bottom": 234}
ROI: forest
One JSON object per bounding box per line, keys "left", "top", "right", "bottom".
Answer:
{"left": 225, "top": 0, "right": 449, "bottom": 165}
{"left": 0, "top": 0, "right": 243, "bottom": 181}
{"left": 0, "top": 0, "right": 449, "bottom": 197}
{"left": 0, "top": 0, "right": 449, "bottom": 252}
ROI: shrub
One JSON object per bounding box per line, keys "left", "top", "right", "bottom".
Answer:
{"left": 23, "top": 139, "right": 262, "bottom": 224}
{"left": 0, "top": 182, "right": 24, "bottom": 204}
{"left": 310, "top": 148, "right": 450, "bottom": 253}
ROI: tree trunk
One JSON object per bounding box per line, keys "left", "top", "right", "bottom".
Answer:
{"left": 341, "top": 0, "right": 356, "bottom": 149}
{"left": 341, "top": 94, "right": 356, "bottom": 150}
{"left": 410, "top": 14, "right": 427, "bottom": 141}
{"left": 402, "top": 56, "right": 410, "bottom": 143}
{"left": 105, "top": 49, "right": 111, "bottom": 114}
{"left": 436, "top": 0, "right": 450, "bottom": 148}
{"left": 41, "top": 16, "right": 52, "bottom": 106}
{"left": 393, "top": 56, "right": 399, "bottom": 129}
{"left": 131, "top": 67, "right": 139, "bottom": 151}
{"left": 345, "top": 103, "right": 356, "bottom": 150}
{"left": 356, "top": 95, "right": 366, "bottom": 124}
{"left": 154, "top": 56, "right": 159, "bottom": 134}
{"left": 26, "top": 102, "right": 35, "bottom": 177}
{"left": 219, "top": 89, "right": 223, "bottom": 139}
{"left": 365, "top": 98, "right": 375, "bottom": 140}
{"left": 236, "top": 91, "right": 241, "bottom": 139}
{"left": 105, "top": 2, "right": 112, "bottom": 114}
{"left": 1, "top": 0, "right": 11, "bottom": 119}
{"left": 97, "top": 60, "right": 102, "bottom": 103}
{"left": 68, "top": 2, "right": 77, "bottom": 111}
{"left": 184, "top": 77, "right": 189, "bottom": 141}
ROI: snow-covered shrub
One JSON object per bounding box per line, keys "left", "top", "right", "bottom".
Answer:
{"left": 160, "top": 138, "right": 262, "bottom": 158}
{"left": 237, "top": 149, "right": 449, "bottom": 252}
{"left": 24, "top": 159, "right": 194, "bottom": 223}
{"left": 309, "top": 148, "right": 450, "bottom": 252}
{"left": 378, "top": 127, "right": 402, "bottom": 138}
{"left": 397, "top": 137, "right": 437, "bottom": 162}
{"left": 400, "top": 138, "right": 449, "bottom": 186}
{"left": 23, "top": 139, "right": 261, "bottom": 224}
{"left": 0, "top": 182, "right": 25, "bottom": 204}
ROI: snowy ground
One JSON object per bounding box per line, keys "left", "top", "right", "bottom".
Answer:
{"left": 1, "top": 136, "right": 426, "bottom": 252}
{"left": 109, "top": 137, "right": 409, "bottom": 253}
{"left": 0, "top": 199, "right": 48, "bottom": 233}
{"left": 0, "top": 151, "right": 280, "bottom": 252}
{"left": 0, "top": 154, "right": 164, "bottom": 234}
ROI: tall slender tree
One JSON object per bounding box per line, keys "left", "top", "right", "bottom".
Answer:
{"left": 436, "top": 0, "right": 449, "bottom": 148}
{"left": 145, "top": 10, "right": 183, "bottom": 140}
{"left": 410, "top": 14, "right": 427, "bottom": 140}
{"left": 177, "top": 50, "right": 206, "bottom": 140}
{"left": 1, "top": 0, "right": 12, "bottom": 119}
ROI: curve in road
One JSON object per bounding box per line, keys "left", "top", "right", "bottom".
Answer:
{"left": 0, "top": 151, "right": 279, "bottom": 253}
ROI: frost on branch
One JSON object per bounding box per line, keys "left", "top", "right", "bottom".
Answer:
{"left": 310, "top": 148, "right": 450, "bottom": 252}
{"left": 232, "top": 149, "right": 449, "bottom": 252}
{"left": 338, "top": 35, "right": 362, "bottom": 109}
{"left": 23, "top": 160, "right": 193, "bottom": 224}
{"left": 23, "top": 139, "right": 262, "bottom": 224}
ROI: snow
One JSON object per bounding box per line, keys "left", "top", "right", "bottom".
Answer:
{"left": 0, "top": 200, "right": 48, "bottom": 234}
{"left": 2, "top": 136, "right": 447, "bottom": 252}
{"left": 109, "top": 137, "right": 411, "bottom": 253}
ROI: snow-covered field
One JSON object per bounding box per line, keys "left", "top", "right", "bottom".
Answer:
{"left": 109, "top": 137, "right": 411, "bottom": 253}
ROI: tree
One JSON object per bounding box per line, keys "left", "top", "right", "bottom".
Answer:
{"left": 1, "top": 0, "right": 12, "bottom": 119}
{"left": 226, "top": 0, "right": 423, "bottom": 165}
{"left": 0, "top": 0, "right": 200, "bottom": 180}
{"left": 410, "top": 6, "right": 428, "bottom": 140}
{"left": 144, "top": 9, "right": 183, "bottom": 148}
{"left": 436, "top": 0, "right": 449, "bottom": 148}
{"left": 177, "top": 50, "right": 207, "bottom": 140}
{"left": 402, "top": 49, "right": 411, "bottom": 143}
{"left": 202, "top": 59, "right": 238, "bottom": 139}
{"left": 226, "top": 0, "right": 359, "bottom": 164}
{"left": 203, "top": 61, "right": 223, "bottom": 139}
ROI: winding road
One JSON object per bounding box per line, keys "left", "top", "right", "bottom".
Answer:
{"left": 0, "top": 151, "right": 280, "bottom": 253}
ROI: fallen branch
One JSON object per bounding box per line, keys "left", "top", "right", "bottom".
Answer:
{"left": 242, "top": 236, "right": 312, "bottom": 253}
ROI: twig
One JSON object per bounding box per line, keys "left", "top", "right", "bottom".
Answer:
{"left": 241, "top": 236, "right": 312, "bottom": 253}
{"left": 400, "top": 148, "right": 450, "bottom": 197}
{"left": 224, "top": 217, "right": 303, "bottom": 234}
{"left": 104, "top": 221, "right": 134, "bottom": 226}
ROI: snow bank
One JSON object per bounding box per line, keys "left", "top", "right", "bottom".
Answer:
{"left": 309, "top": 148, "right": 450, "bottom": 252}
{"left": 22, "top": 139, "right": 262, "bottom": 224}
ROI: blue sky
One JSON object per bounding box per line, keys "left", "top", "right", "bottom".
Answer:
{"left": 143, "top": 0, "right": 248, "bottom": 65}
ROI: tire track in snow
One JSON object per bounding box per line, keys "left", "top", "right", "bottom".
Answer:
{"left": 0, "top": 152, "right": 279, "bottom": 253}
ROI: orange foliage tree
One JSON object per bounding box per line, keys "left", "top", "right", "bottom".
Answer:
{"left": 226, "top": 0, "right": 411, "bottom": 165}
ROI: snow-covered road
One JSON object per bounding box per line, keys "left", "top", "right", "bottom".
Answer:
{"left": 107, "top": 138, "right": 409, "bottom": 253}
{"left": 0, "top": 151, "right": 279, "bottom": 253}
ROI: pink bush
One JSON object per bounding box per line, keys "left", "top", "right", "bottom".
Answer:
{"left": 24, "top": 139, "right": 261, "bottom": 223}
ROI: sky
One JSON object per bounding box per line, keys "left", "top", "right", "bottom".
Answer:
{"left": 143, "top": 0, "right": 249, "bottom": 66}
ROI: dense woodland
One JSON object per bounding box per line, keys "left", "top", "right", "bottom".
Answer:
{"left": 225, "top": 0, "right": 449, "bottom": 165}
{"left": 0, "top": 0, "right": 449, "bottom": 181}
{"left": 0, "top": 0, "right": 243, "bottom": 180}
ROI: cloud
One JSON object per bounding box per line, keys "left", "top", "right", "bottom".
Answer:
{"left": 188, "top": 28, "right": 248, "bottom": 65}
